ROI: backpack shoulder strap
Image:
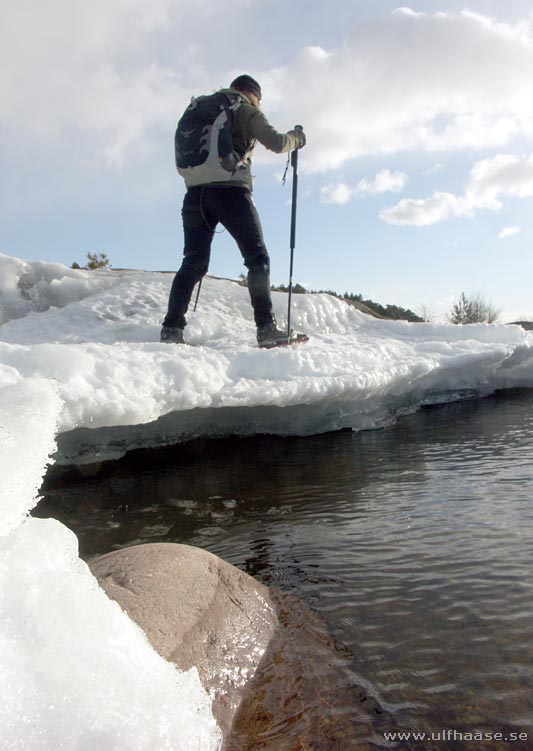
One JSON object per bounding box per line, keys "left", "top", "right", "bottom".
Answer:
{"left": 220, "top": 90, "right": 244, "bottom": 111}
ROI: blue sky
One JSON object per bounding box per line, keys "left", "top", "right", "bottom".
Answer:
{"left": 1, "top": 0, "right": 533, "bottom": 322}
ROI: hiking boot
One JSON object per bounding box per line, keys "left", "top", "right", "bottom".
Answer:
{"left": 257, "top": 322, "right": 301, "bottom": 348}
{"left": 160, "top": 326, "right": 185, "bottom": 344}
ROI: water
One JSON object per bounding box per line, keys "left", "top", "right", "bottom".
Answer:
{"left": 37, "top": 389, "right": 533, "bottom": 749}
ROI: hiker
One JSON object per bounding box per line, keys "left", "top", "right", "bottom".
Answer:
{"left": 160, "top": 74, "right": 306, "bottom": 348}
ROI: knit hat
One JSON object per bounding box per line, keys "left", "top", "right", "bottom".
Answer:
{"left": 230, "top": 74, "right": 262, "bottom": 100}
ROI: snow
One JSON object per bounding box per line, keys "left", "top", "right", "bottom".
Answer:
{"left": 0, "top": 378, "right": 61, "bottom": 536}
{"left": 1, "top": 251, "right": 533, "bottom": 749}
{"left": 2, "top": 253, "right": 532, "bottom": 463}
{"left": 0, "top": 518, "right": 219, "bottom": 751}
{"left": 0, "top": 355, "right": 221, "bottom": 751}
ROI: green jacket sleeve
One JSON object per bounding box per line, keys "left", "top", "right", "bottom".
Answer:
{"left": 248, "top": 110, "right": 300, "bottom": 153}
{"left": 234, "top": 103, "right": 300, "bottom": 155}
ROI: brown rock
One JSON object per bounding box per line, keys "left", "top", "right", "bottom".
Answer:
{"left": 90, "top": 542, "right": 277, "bottom": 739}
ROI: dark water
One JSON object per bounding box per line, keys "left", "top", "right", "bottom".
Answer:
{"left": 37, "top": 390, "right": 533, "bottom": 750}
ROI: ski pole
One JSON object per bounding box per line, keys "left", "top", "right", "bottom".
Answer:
{"left": 287, "top": 125, "right": 303, "bottom": 341}
{"left": 193, "top": 278, "right": 202, "bottom": 312}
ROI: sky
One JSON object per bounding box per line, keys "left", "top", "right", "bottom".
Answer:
{"left": 1, "top": 0, "right": 533, "bottom": 323}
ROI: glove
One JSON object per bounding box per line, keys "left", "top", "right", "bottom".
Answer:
{"left": 289, "top": 127, "right": 306, "bottom": 149}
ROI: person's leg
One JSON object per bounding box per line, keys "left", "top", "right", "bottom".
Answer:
{"left": 162, "top": 188, "right": 215, "bottom": 331}
{"left": 215, "top": 188, "right": 275, "bottom": 328}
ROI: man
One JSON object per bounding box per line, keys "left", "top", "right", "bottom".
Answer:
{"left": 160, "top": 74, "right": 307, "bottom": 348}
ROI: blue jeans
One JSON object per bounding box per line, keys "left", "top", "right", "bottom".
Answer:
{"left": 163, "top": 186, "right": 274, "bottom": 329}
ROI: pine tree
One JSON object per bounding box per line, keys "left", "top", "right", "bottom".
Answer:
{"left": 71, "top": 252, "right": 111, "bottom": 270}
{"left": 449, "top": 292, "right": 499, "bottom": 324}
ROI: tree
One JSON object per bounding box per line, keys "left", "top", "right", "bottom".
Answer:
{"left": 86, "top": 252, "right": 110, "bottom": 269}
{"left": 449, "top": 292, "right": 500, "bottom": 324}
{"left": 271, "top": 282, "right": 307, "bottom": 294}
{"left": 418, "top": 304, "right": 434, "bottom": 323}
{"left": 71, "top": 252, "right": 111, "bottom": 270}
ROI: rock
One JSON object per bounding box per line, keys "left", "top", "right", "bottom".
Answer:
{"left": 224, "top": 591, "right": 382, "bottom": 751}
{"left": 89, "top": 543, "right": 277, "bottom": 740}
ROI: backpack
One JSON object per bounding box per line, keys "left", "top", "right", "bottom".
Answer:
{"left": 175, "top": 91, "right": 251, "bottom": 188}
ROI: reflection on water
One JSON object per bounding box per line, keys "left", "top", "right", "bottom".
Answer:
{"left": 37, "top": 390, "right": 533, "bottom": 749}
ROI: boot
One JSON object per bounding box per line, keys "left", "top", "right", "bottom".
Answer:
{"left": 257, "top": 321, "right": 305, "bottom": 348}
{"left": 160, "top": 326, "right": 185, "bottom": 344}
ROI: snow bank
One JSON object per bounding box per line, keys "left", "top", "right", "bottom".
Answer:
{"left": 0, "top": 519, "right": 220, "bottom": 751}
{"left": 1, "top": 253, "right": 532, "bottom": 463}
{"left": 1, "top": 252, "right": 533, "bottom": 749}
{"left": 0, "top": 379, "right": 61, "bottom": 536}
{"left": 0, "top": 254, "right": 118, "bottom": 326}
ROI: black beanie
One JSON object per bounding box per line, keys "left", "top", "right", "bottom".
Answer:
{"left": 230, "top": 74, "right": 262, "bottom": 100}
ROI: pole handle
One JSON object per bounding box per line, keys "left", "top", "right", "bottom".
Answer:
{"left": 291, "top": 125, "right": 303, "bottom": 167}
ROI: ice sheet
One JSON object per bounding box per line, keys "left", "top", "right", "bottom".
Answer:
{"left": 1, "top": 253, "right": 532, "bottom": 462}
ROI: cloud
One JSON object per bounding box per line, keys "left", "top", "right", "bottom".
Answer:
{"left": 3, "top": 6, "right": 533, "bottom": 172}
{"left": 321, "top": 169, "right": 407, "bottom": 204}
{"left": 380, "top": 192, "right": 466, "bottom": 226}
{"left": 265, "top": 9, "right": 533, "bottom": 171}
{"left": 320, "top": 182, "right": 353, "bottom": 205}
{"left": 498, "top": 226, "right": 523, "bottom": 239}
{"left": 423, "top": 163, "right": 445, "bottom": 175}
{"left": 466, "top": 153, "right": 533, "bottom": 203}
{"left": 356, "top": 169, "right": 407, "bottom": 195}
{"left": 381, "top": 153, "right": 533, "bottom": 226}
{"left": 0, "top": 0, "right": 247, "bottom": 165}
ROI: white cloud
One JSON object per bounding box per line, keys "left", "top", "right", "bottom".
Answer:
{"left": 380, "top": 192, "right": 466, "bottom": 227}
{"left": 466, "top": 153, "right": 533, "bottom": 202}
{"left": 321, "top": 169, "right": 407, "bottom": 205}
{"left": 320, "top": 182, "right": 353, "bottom": 205}
{"left": 3, "top": 6, "right": 533, "bottom": 172}
{"left": 356, "top": 169, "right": 407, "bottom": 195}
{"left": 265, "top": 9, "right": 533, "bottom": 171}
{"left": 498, "top": 226, "right": 523, "bottom": 239}
{"left": 381, "top": 153, "right": 533, "bottom": 226}
{"left": 423, "top": 163, "right": 445, "bottom": 175}
{"left": 0, "top": 0, "right": 247, "bottom": 165}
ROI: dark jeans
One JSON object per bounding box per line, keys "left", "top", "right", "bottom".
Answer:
{"left": 163, "top": 186, "right": 275, "bottom": 329}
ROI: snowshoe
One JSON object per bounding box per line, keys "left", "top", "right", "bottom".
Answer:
{"left": 257, "top": 322, "right": 309, "bottom": 349}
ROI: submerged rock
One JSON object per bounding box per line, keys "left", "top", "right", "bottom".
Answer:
{"left": 224, "top": 591, "right": 384, "bottom": 751}
{"left": 90, "top": 542, "right": 277, "bottom": 740}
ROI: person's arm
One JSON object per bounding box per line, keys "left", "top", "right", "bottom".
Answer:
{"left": 247, "top": 109, "right": 305, "bottom": 153}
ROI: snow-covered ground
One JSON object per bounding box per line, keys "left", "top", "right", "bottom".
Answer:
{"left": 1, "top": 252, "right": 533, "bottom": 750}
